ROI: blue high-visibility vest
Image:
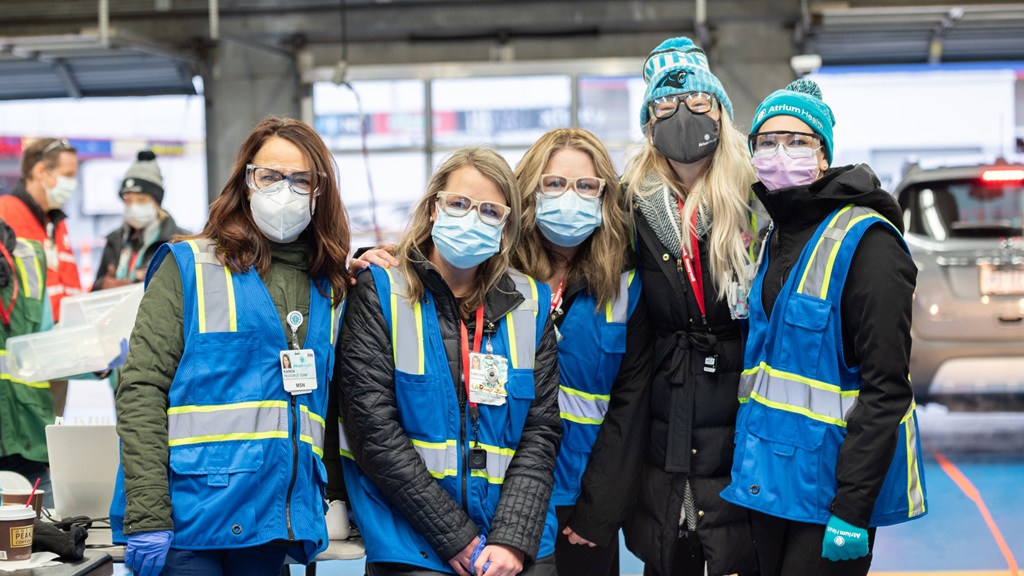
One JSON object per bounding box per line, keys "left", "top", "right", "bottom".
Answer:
{"left": 551, "top": 270, "right": 641, "bottom": 506}
{"left": 722, "top": 204, "right": 927, "bottom": 527}
{"left": 339, "top": 265, "right": 556, "bottom": 571}
{"left": 110, "top": 240, "right": 342, "bottom": 563}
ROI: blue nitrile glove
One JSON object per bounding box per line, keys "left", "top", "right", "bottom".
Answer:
{"left": 125, "top": 530, "right": 173, "bottom": 576}
{"left": 470, "top": 535, "right": 492, "bottom": 574}
{"left": 108, "top": 338, "right": 129, "bottom": 370}
{"left": 821, "top": 515, "right": 869, "bottom": 561}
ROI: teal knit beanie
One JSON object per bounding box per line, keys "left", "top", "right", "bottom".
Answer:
{"left": 640, "top": 36, "right": 733, "bottom": 126}
{"left": 750, "top": 78, "right": 836, "bottom": 163}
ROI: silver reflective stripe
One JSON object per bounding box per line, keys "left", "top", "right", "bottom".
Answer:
{"left": 385, "top": 268, "right": 425, "bottom": 375}
{"left": 605, "top": 270, "right": 634, "bottom": 324}
{"left": 507, "top": 270, "right": 539, "bottom": 370}
{"left": 798, "top": 205, "right": 888, "bottom": 299}
{"left": 903, "top": 405, "right": 926, "bottom": 517}
{"left": 299, "top": 405, "right": 326, "bottom": 456}
{"left": 187, "top": 239, "right": 236, "bottom": 334}
{"left": 738, "top": 370, "right": 756, "bottom": 400}
{"left": 13, "top": 240, "right": 42, "bottom": 299}
{"left": 559, "top": 386, "right": 609, "bottom": 425}
{"left": 338, "top": 418, "right": 354, "bottom": 459}
{"left": 745, "top": 364, "right": 859, "bottom": 426}
{"left": 167, "top": 401, "right": 289, "bottom": 446}
{"left": 0, "top": 354, "right": 7, "bottom": 374}
{"left": 411, "top": 439, "right": 459, "bottom": 479}
{"left": 470, "top": 444, "right": 515, "bottom": 484}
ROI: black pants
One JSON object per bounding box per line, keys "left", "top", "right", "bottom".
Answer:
{"left": 555, "top": 505, "right": 619, "bottom": 576}
{"left": 641, "top": 530, "right": 705, "bottom": 576}
{"left": 366, "top": 554, "right": 556, "bottom": 576}
{"left": 750, "top": 511, "right": 875, "bottom": 576}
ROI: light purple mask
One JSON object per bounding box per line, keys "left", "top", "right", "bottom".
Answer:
{"left": 752, "top": 152, "right": 820, "bottom": 191}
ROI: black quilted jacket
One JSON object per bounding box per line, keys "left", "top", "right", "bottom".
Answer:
{"left": 334, "top": 258, "right": 562, "bottom": 563}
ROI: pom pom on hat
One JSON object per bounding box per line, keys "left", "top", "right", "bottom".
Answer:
{"left": 750, "top": 78, "right": 836, "bottom": 163}
{"left": 640, "top": 36, "right": 733, "bottom": 126}
{"left": 120, "top": 149, "right": 165, "bottom": 205}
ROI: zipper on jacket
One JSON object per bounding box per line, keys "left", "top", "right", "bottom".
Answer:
{"left": 284, "top": 395, "right": 299, "bottom": 540}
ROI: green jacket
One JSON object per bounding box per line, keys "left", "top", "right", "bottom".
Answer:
{"left": 0, "top": 239, "right": 54, "bottom": 463}
{"left": 116, "top": 239, "right": 344, "bottom": 533}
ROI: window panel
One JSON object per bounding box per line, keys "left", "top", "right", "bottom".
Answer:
{"left": 315, "top": 80, "right": 426, "bottom": 151}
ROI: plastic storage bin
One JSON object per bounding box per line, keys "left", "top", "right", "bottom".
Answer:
{"left": 5, "top": 284, "right": 144, "bottom": 382}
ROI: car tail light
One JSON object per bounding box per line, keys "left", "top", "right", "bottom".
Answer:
{"left": 980, "top": 169, "right": 1024, "bottom": 183}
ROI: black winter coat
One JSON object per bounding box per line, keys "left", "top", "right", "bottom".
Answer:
{"left": 91, "top": 214, "right": 188, "bottom": 290}
{"left": 754, "top": 164, "right": 917, "bottom": 527}
{"left": 335, "top": 258, "right": 562, "bottom": 564}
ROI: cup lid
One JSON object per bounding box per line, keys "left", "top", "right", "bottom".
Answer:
{"left": 0, "top": 506, "right": 35, "bottom": 520}
{"left": 0, "top": 489, "right": 43, "bottom": 495}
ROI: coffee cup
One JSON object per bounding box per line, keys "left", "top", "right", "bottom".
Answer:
{"left": 0, "top": 489, "right": 44, "bottom": 519}
{"left": 325, "top": 500, "right": 350, "bottom": 540}
{"left": 0, "top": 506, "right": 34, "bottom": 562}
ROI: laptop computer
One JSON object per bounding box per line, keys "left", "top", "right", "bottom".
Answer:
{"left": 44, "top": 424, "right": 119, "bottom": 520}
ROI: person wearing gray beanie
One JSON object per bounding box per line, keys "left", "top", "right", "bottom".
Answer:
{"left": 93, "top": 150, "right": 188, "bottom": 292}
{"left": 722, "top": 78, "right": 926, "bottom": 576}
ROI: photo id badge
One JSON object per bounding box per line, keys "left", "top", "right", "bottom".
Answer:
{"left": 468, "top": 352, "right": 508, "bottom": 406}
{"left": 280, "top": 349, "right": 317, "bottom": 395}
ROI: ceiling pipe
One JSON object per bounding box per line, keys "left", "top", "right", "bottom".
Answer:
{"left": 98, "top": 0, "right": 109, "bottom": 46}
{"left": 209, "top": 0, "right": 219, "bottom": 41}
{"left": 694, "top": 0, "right": 710, "bottom": 47}
{"left": 928, "top": 6, "right": 964, "bottom": 64}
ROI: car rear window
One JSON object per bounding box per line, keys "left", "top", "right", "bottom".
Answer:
{"left": 899, "top": 178, "right": 1023, "bottom": 239}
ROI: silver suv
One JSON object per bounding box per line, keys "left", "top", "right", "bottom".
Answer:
{"left": 894, "top": 158, "right": 1024, "bottom": 403}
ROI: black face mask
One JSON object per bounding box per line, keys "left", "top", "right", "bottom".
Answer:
{"left": 651, "top": 110, "right": 720, "bottom": 165}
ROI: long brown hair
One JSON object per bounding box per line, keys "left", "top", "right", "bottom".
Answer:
{"left": 512, "top": 128, "right": 627, "bottom": 308}
{"left": 396, "top": 148, "right": 521, "bottom": 318}
{"left": 189, "top": 117, "right": 350, "bottom": 305}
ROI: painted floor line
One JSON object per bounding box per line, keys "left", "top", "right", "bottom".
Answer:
{"left": 932, "top": 448, "right": 1020, "bottom": 575}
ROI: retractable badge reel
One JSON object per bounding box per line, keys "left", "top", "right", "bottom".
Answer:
{"left": 280, "top": 310, "right": 317, "bottom": 395}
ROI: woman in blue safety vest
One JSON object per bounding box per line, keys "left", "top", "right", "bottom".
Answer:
{"left": 721, "top": 79, "right": 927, "bottom": 576}
{"left": 506, "top": 128, "right": 650, "bottom": 576}
{"left": 110, "top": 117, "right": 351, "bottom": 576}
{"left": 336, "top": 147, "right": 562, "bottom": 576}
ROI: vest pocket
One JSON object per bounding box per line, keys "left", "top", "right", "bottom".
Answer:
{"left": 599, "top": 323, "right": 627, "bottom": 354}
{"left": 779, "top": 295, "right": 830, "bottom": 371}
{"left": 503, "top": 371, "right": 536, "bottom": 447}
{"left": 394, "top": 371, "right": 447, "bottom": 438}
{"left": 190, "top": 330, "right": 260, "bottom": 404}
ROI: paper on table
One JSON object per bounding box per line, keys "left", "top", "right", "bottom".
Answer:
{"left": 0, "top": 551, "right": 60, "bottom": 571}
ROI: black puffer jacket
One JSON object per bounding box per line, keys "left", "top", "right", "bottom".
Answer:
{"left": 624, "top": 209, "right": 758, "bottom": 576}
{"left": 336, "top": 258, "right": 562, "bottom": 563}
{"left": 754, "top": 164, "right": 916, "bottom": 527}
{"left": 92, "top": 214, "right": 188, "bottom": 289}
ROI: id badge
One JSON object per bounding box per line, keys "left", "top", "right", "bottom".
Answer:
{"left": 281, "top": 349, "right": 317, "bottom": 395}
{"left": 468, "top": 352, "right": 508, "bottom": 406}
{"left": 43, "top": 239, "right": 58, "bottom": 271}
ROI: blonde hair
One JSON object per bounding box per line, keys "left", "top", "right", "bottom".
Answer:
{"left": 396, "top": 148, "right": 522, "bottom": 318}
{"left": 624, "top": 112, "right": 756, "bottom": 299}
{"left": 512, "top": 128, "right": 627, "bottom": 309}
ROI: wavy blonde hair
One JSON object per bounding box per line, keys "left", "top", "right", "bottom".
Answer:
{"left": 396, "top": 147, "right": 522, "bottom": 318}
{"left": 624, "top": 111, "right": 756, "bottom": 299}
{"left": 511, "top": 128, "right": 627, "bottom": 308}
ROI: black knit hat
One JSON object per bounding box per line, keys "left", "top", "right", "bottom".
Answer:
{"left": 119, "top": 150, "right": 164, "bottom": 205}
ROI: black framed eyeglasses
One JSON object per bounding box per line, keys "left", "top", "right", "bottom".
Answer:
{"left": 245, "top": 164, "right": 326, "bottom": 196}
{"left": 648, "top": 92, "right": 718, "bottom": 120}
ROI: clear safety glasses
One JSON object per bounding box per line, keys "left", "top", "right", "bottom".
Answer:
{"left": 537, "top": 174, "right": 606, "bottom": 198}
{"left": 436, "top": 191, "right": 511, "bottom": 227}
{"left": 246, "top": 164, "right": 325, "bottom": 195}
{"left": 648, "top": 92, "right": 718, "bottom": 120}
{"left": 749, "top": 131, "right": 822, "bottom": 159}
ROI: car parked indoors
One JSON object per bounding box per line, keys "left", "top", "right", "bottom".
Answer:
{"left": 894, "top": 159, "right": 1024, "bottom": 407}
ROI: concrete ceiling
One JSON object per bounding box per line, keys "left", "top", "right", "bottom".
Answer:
{"left": 0, "top": 1, "right": 1022, "bottom": 102}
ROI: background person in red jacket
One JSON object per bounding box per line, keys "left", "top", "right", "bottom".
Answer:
{"left": 0, "top": 137, "right": 83, "bottom": 417}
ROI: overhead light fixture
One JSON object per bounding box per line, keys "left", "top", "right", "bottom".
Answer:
{"left": 790, "top": 53, "right": 822, "bottom": 76}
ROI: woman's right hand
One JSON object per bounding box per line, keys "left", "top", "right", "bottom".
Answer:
{"left": 348, "top": 246, "right": 400, "bottom": 284}
{"left": 562, "top": 526, "right": 597, "bottom": 547}
{"left": 449, "top": 535, "right": 481, "bottom": 576}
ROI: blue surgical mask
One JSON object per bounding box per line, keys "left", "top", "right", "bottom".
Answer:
{"left": 431, "top": 210, "right": 502, "bottom": 269}
{"left": 535, "top": 191, "right": 603, "bottom": 247}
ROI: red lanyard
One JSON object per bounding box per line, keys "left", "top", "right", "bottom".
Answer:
{"left": 0, "top": 242, "right": 19, "bottom": 330}
{"left": 677, "top": 196, "right": 705, "bottom": 321}
{"left": 460, "top": 306, "right": 485, "bottom": 408}
{"left": 549, "top": 278, "right": 565, "bottom": 313}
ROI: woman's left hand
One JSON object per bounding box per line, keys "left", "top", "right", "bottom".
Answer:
{"left": 562, "top": 526, "right": 597, "bottom": 547}
{"left": 473, "top": 544, "right": 524, "bottom": 576}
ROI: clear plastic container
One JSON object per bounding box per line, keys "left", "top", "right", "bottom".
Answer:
{"left": 5, "top": 284, "right": 145, "bottom": 382}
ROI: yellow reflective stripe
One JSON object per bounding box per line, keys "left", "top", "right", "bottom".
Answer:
{"left": 528, "top": 275, "right": 539, "bottom": 319}
{"left": 559, "top": 385, "right": 610, "bottom": 402}
{"left": 167, "top": 400, "right": 289, "bottom": 414}
{"left": 385, "top": 268, "right": 400, "bottom": 366}
{"left": 224, "top": 266, "right": 237, "bottom": 332}
{"left": 818, "top": 213, "right": 876, "bottom": 299}
{"left": 338, "top": 417, "right": 355, "bottom": 460}
{"left": 796, "top": 205, "right": 851, "bottom": 294}
{"left": 475, "top": 443, "right": 515, "bottom": 457}
{"left": 186, "top": 240, "right": 207, "bottom": 333}
{"left": 561, "top": 413, "right": 604, "bottom": 425}
{"left": 301, "top": 405, "right": 326, "bottom": 427}
{"left": 748, "top": 362, "right": 859, "bottom": 397}
{"left": 340, "top": 448, "right": 354, "bottom": 459}
{"left": 15, "top": 258, "right": 31, "bottom": 298}
{"left": 0, "top": 350, "right": 50, "bottom": 388}
{"left": 410, "top": 439, "right": 458, "bottom": 478}
{"left": 299, "top": 438, "right": 324, "bottom": 457}
{"left": 32, "top": 256, "right": 42, "bottom": 296}
{"left": 470, "top": 470, "right": 505, "bottom": 484}
{"left": 168, "top": 431, "right": 289, "bottom": 447}
{"left": 749, "top": 392, "right": 848, "bottom": 427}
{"left": 605, "top": 300, "right": 613, "bottom": 323}
{"left": 507, "top": 312, "right": 519, "bottom": 370}
{"left": 410, "top": 438, "right": 456, "bottom": 450}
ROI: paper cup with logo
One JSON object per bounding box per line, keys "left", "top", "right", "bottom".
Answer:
{"left": 0, "top": 506, "right": 34, "bottom": 562}
{"left": 1, "top": 490, "right": 44, "bottom": 519}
